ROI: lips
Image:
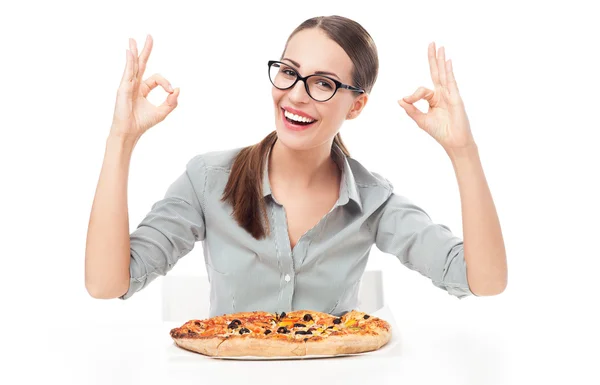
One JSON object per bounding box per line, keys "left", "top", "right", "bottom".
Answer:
{"left": 281, "top": 107, "right": 317, "bottom": 131}
{"left": 282, "top": 106, "right": 317, "bottom": 121}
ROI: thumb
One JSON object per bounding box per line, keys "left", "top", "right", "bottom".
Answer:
{"left": 157, "top": 87, "right": 180, "bottom": 120}
{"left": 398, "top": 99, "right": 425, "bottom": 128}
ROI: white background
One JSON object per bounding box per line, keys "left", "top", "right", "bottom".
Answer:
{"left": 1, "top": 0, "right": 599, "bottom": 383}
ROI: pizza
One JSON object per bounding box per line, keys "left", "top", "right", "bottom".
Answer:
{"left": 169, "top": 309, "right": 391, "bottom": 358}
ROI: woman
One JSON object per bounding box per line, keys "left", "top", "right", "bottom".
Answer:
{"left": 85, "top": 16, "right": 507, "bottom": 317}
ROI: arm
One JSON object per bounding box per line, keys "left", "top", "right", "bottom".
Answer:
{"left": 446, "top": 143, "right": 507, "bottom": 296}
{"left": 374, "top": 188, "right": 474, "bottom": 299}
{"left": 84, "top": 133, "right": 207, "bottom": 300}
{"left": 85, "top": 134, "right": 139, "bottom": 299}
{"left": 395, "top": 42, "right": 507, "bottom": 297}
{"left": 118, "top": 154, "right": 208, "bottom": 300}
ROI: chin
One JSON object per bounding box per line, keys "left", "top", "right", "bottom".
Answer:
{"left": 273, "top": 126, "right": 312, "bottom": 151}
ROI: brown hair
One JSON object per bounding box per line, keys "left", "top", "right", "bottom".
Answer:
{"left": 220, "top": 15, "right": 379, "bottom": 240}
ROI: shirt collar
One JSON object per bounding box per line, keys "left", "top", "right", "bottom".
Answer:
{"left": 262, "top": 140, "right": 363, "bottom": 212}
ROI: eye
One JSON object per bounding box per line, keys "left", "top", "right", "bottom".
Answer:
{"left": 316, "top": 81, "right": 333, "bottom": 89}
{"left": 283, "top": 69, "right": 297, "bottom": 77}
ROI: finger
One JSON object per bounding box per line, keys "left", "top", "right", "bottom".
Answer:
{"left": 129, "top": 38, "right": 139, "bottom": 79}
{"left": 136, "top": 34, "right": 153, "bottom": 83}
{"left": 445, "top": 59, "right": 460, "bottom": 96}
{"left": 437, "top": 46, "right": 447, "bottom": 88}
{"left": 398, "top": 99, "right": 426, "bottom": 128}
{"left": 402, "top": 86, "right": 435, "bottom": 106}
{"left": 428, "top": 42, "right": 440, "bottom": 86}
{"left": 120, "top": 49, "right": 134, "bottom": 87}
{"left": 141, "top": 73, "right": 174, "bottom": 97}
{"left": 156, "top": 87, "right": 180, "bottom": 121}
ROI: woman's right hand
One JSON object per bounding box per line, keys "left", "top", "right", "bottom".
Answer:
{"left": 110, "top": 35, "right": 180, "bottom": 140}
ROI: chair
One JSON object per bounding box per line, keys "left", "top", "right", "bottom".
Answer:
{"left": 161, "top": 270, "right": 385, "bottom": 322}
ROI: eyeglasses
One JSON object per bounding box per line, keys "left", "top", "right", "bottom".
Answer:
{"left": 268, "top": 60, "right": 365, "bottom": 102}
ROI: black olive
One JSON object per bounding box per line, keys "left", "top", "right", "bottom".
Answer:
{"left": 305, "top": 330, "right": 313, "bottom": 335}
{"left": 295, "top": 330, "right": 307, "bottom": 335}
{"left": 303, "top": 314, "right": 313, "bottom": 322}
{"left": 277, "top": 326, "right": 289, "bottom": 334}
{"left": 279, "top": 312, "right": 287, "bottom": 319}
{"left": 239, "top": 328, "right": 251, "bottom": 334}
{"left": 232, "top": 319, "right": 242, "bottom": 325}
{"left": 333, "top": 318, "right": 342, "bottom": 324}
{"left": 264, "top": 329, "right": 272, "bottom": 335}
{"left": 304, "top": 338, "right": 308, "bottom": 342}
{"left": 293, "top": 323, "right": 306, "bottom": 328}
{"left": 228, "top": 322, "right": 239, "bottom": 329}
{"left": 363, "top": 315, "right": 370, "bottom": 319}
{"left": 327, "top": 326, "right": 334, "bottom": 329}
{"left": 194, "top": 321, "right": 201, "bottom": 326}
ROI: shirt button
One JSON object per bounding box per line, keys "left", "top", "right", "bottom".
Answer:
{"left": 284, "top": 274, "right": 291, "bottom": 282}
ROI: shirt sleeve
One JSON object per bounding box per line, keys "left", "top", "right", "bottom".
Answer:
{"left": 119, "top": 155, "right": 207, "bottom": 300}
{"left": 374, "top": 186, "right": 475, "bottom": 299}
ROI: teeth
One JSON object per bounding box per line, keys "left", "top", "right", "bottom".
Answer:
{"left": 284, "top": 110, "right": 315, "bottom": 123}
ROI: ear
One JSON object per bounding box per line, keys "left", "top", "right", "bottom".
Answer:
{"left": 346, "top": 93, "right": 369, "bottom": 120}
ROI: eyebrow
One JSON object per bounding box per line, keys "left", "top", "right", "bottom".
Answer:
{"left": 281, "top": 58, "right": 341, "bottom": 80}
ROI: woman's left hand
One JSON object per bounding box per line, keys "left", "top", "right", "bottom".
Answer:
{"left": 398, "top": 42, "right": 476, "bottom": 152}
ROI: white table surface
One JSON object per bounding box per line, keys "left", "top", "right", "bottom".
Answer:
{"left": 6, "top": 312, "right": 599, "bottom": 385}
{"left": 4, "top": 305, "right": 521, "bottom": 385}
{"left": 19, "top": 304, "right": 581, "bottom": 385}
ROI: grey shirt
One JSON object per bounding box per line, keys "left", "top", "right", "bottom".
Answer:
{"left": 119, "top": 141, "right": 474, "bottom": 316}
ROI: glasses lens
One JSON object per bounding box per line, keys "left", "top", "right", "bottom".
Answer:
{"left": 269, "top": 62, "right": 296, "bottom": 89}
{"left": 307, "top": 76, "right": 336, "bottom": 101}
{"left": 268, "top": 62, "right": 337, "bottom": 101}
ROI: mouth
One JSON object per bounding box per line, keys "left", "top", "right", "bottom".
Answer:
{"left": 281, "top": 107, "right": 318, "bottom": 131}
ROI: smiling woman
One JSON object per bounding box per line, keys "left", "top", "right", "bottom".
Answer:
{"left": 87, "top": 15, "right": 482, "bottom": 319}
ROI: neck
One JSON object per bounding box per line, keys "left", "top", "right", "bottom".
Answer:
{"left": 269, "top": 139, "right": 339, "bottom": 190}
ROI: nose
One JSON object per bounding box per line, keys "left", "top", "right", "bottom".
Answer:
{"left": 288, "top": 78, "right": 310, "bottom": 103}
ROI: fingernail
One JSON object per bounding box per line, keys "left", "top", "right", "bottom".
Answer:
{"left": 168, "top": 84, "right": 174, "bottom": 92}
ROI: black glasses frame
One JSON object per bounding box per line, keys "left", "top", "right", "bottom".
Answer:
{"left": 268, "top": 60, "right": 365, "bottom": 102}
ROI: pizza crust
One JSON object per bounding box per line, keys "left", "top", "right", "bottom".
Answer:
{"left": 172, "top": 336, "right": 226, "bottom": 356}
{"left": 217, "top": 336, "right": 306, "bottom": 357}
{"left": 172, "top": 328, "right": 391, "bottom": 357}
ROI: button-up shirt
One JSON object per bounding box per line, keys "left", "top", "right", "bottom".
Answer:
{"left": 119, "top": 141, "right": 474, "bottom": 316}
